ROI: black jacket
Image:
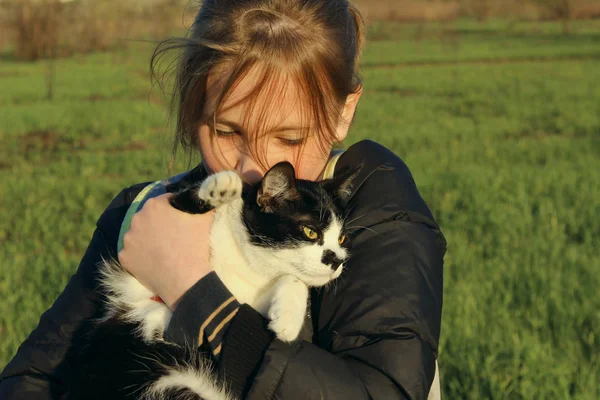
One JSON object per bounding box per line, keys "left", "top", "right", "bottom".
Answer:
{"left": 0, "top": 140, "right": 446, "bottom": 399}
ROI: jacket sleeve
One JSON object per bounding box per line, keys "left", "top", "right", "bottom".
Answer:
{"left": 219, "top": 140, "right": 446, "bottom": 399}
{"left": 0, "top": 185, "right": 145, "bottom": 399}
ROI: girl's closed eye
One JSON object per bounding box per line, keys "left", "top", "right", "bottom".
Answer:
{"left": 278, "top": 136, "right": 305, "bottom": 147}
{"left": 215, "top": 128, "right": 240, "bottom": 138}
{"left": 215, "top": 126, "right": 305, "bottom": 147}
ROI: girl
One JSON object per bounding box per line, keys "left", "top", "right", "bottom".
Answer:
{"left": 0, "top": 0, "right": 445, "bottom": 398}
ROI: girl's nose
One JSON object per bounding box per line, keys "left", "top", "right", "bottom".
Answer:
{"left": 234, "top": 153, "right": 264, "bottom": 184}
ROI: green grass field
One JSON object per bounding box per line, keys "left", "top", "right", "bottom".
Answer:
{"left": 1, "top": 19, "right": 599, "bottom": 399}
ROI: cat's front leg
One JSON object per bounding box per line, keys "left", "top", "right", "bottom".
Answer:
{"left": 170, "top": 170, "right": 243, "bottom": 214}
{"left": 268, "top": 275, "right": 309, "bottom": 342}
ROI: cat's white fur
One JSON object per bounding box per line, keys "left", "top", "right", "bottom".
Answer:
{"left": 99, "top": 170, "right": 346, "bottom": 400}
{"left": 145, "top": 366, "right": 233, "bottom": 400}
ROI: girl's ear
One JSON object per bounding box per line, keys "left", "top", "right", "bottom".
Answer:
{"left": 335, "top": 85, "right": 363, "bottom": 142}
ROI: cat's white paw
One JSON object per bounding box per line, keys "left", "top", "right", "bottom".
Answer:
{"left": 197, "top": 171, "right": 242, "bottom": 208}
{"left": 268, "top": 275, "right": 309, "bottom": 342}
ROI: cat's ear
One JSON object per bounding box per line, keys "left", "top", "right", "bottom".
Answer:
{"left": 257, "top": 162, "right": 300, "bottom": 212}
{"left": 322, "top": 163, "right": 362, "bottom": 203}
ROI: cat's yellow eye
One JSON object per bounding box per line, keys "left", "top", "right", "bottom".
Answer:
{"left": 338, "top": 235, "right": 346, "bottom": 245}
{"left": 303, "top": 227, "right": 318, "bottom": 240}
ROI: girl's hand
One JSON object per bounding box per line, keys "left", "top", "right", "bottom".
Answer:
{"left": 118, "top": 193, "right": 215, "bottom": 310}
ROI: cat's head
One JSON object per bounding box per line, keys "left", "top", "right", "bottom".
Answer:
{"left": 242, "top": 162, "right": 360, "bottom": 287}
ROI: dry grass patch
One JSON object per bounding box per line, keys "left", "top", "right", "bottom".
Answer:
{"left": 0, "top": 0, "right": 196, "bottom": 61}
{"left": 19, "top": 130, "right": 61, "bottom": 152}
{"left": 353, "top": 0, "right": 461, "bottom": 22}
{"left": 352, "top": 0, "right": 600, "bottom": 22}
{"left": 571, "top": 0, "right": 600, "bottom": 19}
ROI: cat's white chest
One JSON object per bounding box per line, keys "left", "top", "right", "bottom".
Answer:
{"left": 209, "top": 200, "right": 273, "bottom": 314}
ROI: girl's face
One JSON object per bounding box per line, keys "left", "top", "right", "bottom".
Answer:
{"left": 198, "top": 67, "right": 362, "bottom": 183}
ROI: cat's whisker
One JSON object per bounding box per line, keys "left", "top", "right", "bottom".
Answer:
{"left": 340, "top": 205, "right": 361, "bottom": 230}
{"left": 319, "top": 191, "right": 326, "bottom": 222}
{"left": 346, "top": 224, "right": 381, "bottom": 236}
{"left": 344, "top": 209, "right": 375, "bottom": 226}
{"left": 342, "top": 203, "right": 358, "bottom": 220}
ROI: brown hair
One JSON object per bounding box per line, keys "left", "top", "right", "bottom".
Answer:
{"left": 151, "top": 0, "right": 365, "bottom": 168}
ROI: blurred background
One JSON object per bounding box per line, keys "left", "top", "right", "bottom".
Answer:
{"left": 0, "top": 0, "right": 599, "bottom": 398}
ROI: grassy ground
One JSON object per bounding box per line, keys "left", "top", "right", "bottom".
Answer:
{"left": 1, "top": 19, "right": 599, "bottom": 399}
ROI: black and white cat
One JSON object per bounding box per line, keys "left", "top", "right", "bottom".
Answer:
{"left": 67, "top": 162, "right": 357, "bottom": 400}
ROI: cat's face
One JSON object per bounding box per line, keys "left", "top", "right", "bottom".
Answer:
{"left": 242, "top": 162, "right": 358, "bottom": 287}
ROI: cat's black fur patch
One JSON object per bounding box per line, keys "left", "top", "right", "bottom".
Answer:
{"left": 242, "top": 180, "right": 335, "bottom": 248}
{"left": 65, "top": 308, "right": 215, "bottom": 400}
{"left": 167, "top": 181, "right": 214, "bottom": 214}
{"left": 321, "top": 249, "right": 344, "bottom": 269}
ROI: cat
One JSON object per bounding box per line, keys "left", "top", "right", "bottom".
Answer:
{"left": 66, "top": 161, "right": 358, "bottom": 400}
